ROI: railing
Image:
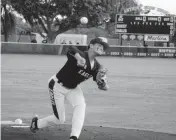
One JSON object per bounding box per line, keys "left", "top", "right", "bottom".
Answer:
{"left": 1, "top": 42, "right": 176, "bottom": 58}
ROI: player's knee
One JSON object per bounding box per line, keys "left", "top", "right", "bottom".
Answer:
{"left": 54, "top": 114, "right": 65, "bottom": 124}
{"left": 53, "top": 115, "right": 60, "bottom": 124}
{"left": 79, "top": 102, "right": 86, "bottom": 110}
{"left": 82, "top": 102, "right": 86, "bottom": 109}
{"left": 59, "top": 115, "right": 65, "bottom": 124}
{"left": 72, "top": 99, "right": 86, "bottom": 114}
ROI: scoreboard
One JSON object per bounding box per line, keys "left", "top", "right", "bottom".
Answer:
{"left": 115, "top": 14, "right": 175, "bottom": 35}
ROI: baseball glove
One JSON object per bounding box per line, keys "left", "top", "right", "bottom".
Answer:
{"left": 96, "top": 67, "right": 109, "bottom": 90}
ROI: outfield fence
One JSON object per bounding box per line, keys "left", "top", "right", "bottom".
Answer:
{"left": 1, "top": 42, "right": 176, "bottom": 58}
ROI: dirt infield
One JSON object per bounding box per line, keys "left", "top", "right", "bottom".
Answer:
{"left": 1, "top": 54, "right": 176, "bottom": 139}
{"left": 2, "top": 124, "right": 176, "bottom": 140}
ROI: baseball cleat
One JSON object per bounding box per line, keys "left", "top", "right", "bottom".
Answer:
{"left": 30, "top": 116, "right": 39, "bottom": 133}
{"left": 70, "top": 136, "right": 78, "bottom": 140}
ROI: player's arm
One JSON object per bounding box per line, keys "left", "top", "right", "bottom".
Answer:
{"left": 67, "top": 46, "right": 81, "bottom": 57}
{"left": 92, "top": 60, "right": 109, "bottom": 90}
{"left": 67, "top": 46, "right": 86, "bottom": 67}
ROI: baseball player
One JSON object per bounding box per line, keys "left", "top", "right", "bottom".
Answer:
{"left": 30, "top": 37, "right": 110, "bottom": 140}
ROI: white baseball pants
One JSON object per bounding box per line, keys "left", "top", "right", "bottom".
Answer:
{"left": 37, "top": 75, "right": 86, "bottom": 138}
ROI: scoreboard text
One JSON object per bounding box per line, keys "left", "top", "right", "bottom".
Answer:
{"left": 115, "top": 15, "right": 175, "bottom": 35}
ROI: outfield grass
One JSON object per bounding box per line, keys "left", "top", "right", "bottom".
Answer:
{"left": 1, "top": 54, "right": 176, "bottom": 137}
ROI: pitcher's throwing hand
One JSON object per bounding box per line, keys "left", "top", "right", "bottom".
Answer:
{"left": 76, "top": 53, "right": 86, "bottom": 67}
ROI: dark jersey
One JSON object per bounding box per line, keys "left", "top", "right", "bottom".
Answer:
{"left": 56, "top": 46, "right": 102, "bottom": 89}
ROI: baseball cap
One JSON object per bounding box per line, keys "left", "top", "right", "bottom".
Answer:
{"left": 90, "top": 37, "right": 109, "bottom": 50}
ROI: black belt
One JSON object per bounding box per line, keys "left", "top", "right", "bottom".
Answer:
{"left": 57, "top": 78, "right": 64, "bottom": 86}
{"left": 55, "top": 76, "right": 76, "bottom": 89}
{"left": 56, "top": 78, "right": 72, "bottom": 89}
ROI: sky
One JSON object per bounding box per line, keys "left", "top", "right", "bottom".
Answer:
{"left": 139, "top": 0, "right": 176, "bottom": 15}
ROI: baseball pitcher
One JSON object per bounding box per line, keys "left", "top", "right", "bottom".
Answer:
{"left": 30, "top": 37, "right": 110, "bottom": 140}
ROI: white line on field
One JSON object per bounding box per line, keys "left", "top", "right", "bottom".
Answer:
{"left": 11, "top": 126, "right": 30, "bottom": 128}
{"left": 1, "top": 120, "right": 26, "bottom": 125}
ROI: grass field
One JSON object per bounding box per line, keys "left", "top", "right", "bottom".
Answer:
{"left": 1, "top": 54, "right": 176, "bottom": 140}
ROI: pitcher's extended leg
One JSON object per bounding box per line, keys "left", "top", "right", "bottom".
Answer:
{"left": 37, "top": 80, "right": 66, "bottom": 128}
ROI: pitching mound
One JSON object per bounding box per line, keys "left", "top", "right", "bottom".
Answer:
{"left": 1, "top": 124, "right": 176, "bottom": 140}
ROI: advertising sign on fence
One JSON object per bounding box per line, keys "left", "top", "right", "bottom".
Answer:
{"left": 103, "top": 46, "right": 176, "bottom": 58}
{"left": 144, "top": 34, "right": 169, "bottom": 42}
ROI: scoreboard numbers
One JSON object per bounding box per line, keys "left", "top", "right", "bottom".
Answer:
{"left": 115, "top": 15, "right": 175, "bottom": 35}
